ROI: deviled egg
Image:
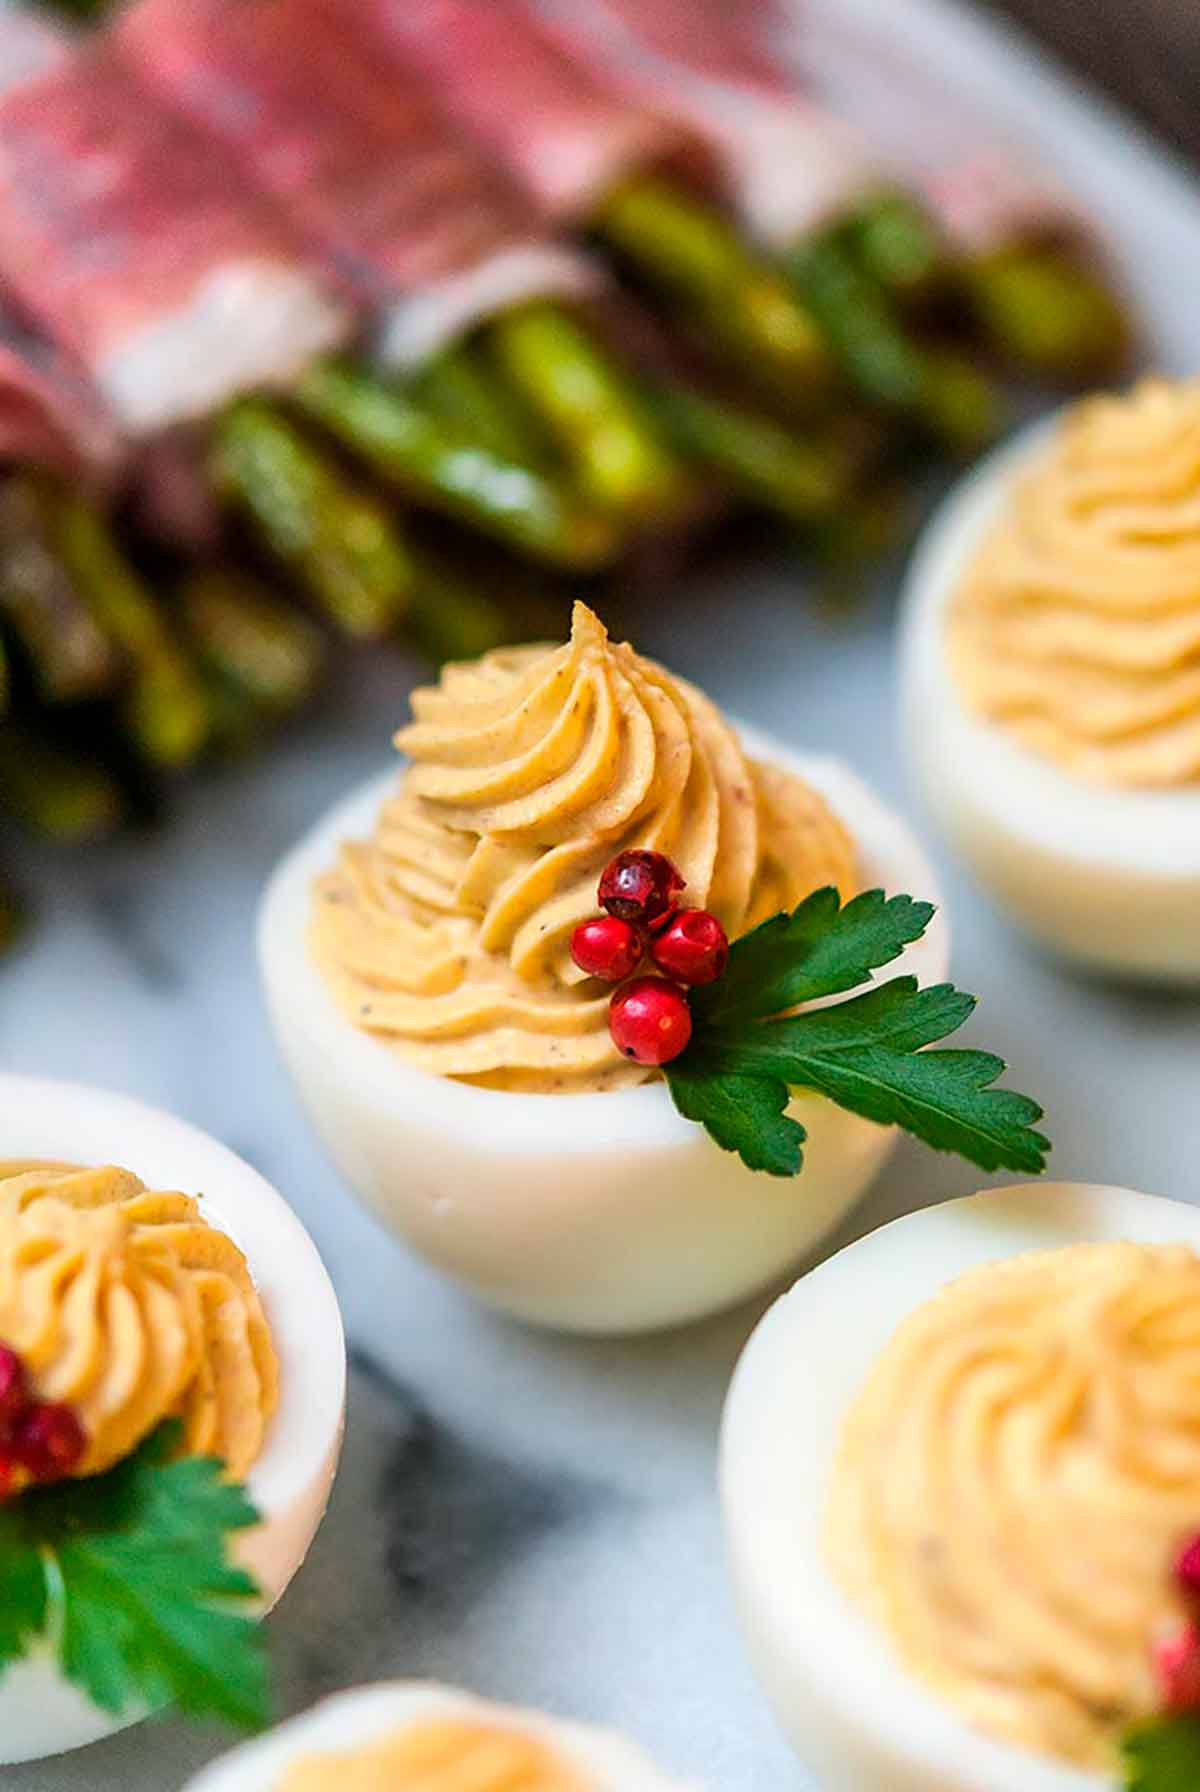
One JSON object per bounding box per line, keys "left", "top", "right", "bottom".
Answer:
{"left": 722, "top": 1180, "right": 1200, "bottom": 1791}
{"left": 0, "top": 1074, "right": 346, "bottom": 1765}
{"left": 260, "top": 602, "right": 948, "bottom": 1334}
{"left": 900, "top": 378, "right": 1200, "bottom": 984}
{"left": 182, "top": 1681, "right": 695, "bottom": 1790}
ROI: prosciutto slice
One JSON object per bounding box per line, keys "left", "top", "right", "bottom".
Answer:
{"left": 533, "top": 0, "right": 1098, "bottom": 254}
{"left": 0, "top": 41, "right": 348, "bottom": 436}
{"left": 0, "top": 7, "right": 116, "bottom": 474}
{"left": 530, "top": 0, "right": 882, "bottom": 244}
{"left": 117, "top": 0, "right": 594, "bottom": 369}
{"left": 0, "top": 300, "right": 119, "bottom": 477}
{"left": 353, "top": 0, "right": 710, "bottom": 223}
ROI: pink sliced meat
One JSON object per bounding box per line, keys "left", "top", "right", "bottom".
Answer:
{"left": 534, "top": 0, "right": 1100, "bottom": 255}
{"left": 530, "top": 0, "right": 882, "bottom": 243}
{"left": 0, "top": 299, "right": 120, "bottom": 478}
{"left": 0, "top": 7, "right": 119, "bottom": 476}
{"left": 354, "top": 0, "right": 711, "bottom": 223}
{"left": 0, "top": 42, "right": 349, "bottom": 436}
{"left": 117, "top": 0, "right": 594, "bottom": 368}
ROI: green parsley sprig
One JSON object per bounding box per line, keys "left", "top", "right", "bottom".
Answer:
{"left": 665, "top": 887, "right": 1050, "bottom": 1178}
{"left": 0, "top": 1421, "right": 269, "bottom": 1729}
{"left": 1123, "top": 1715, "right": 1200, "bottom": 1792}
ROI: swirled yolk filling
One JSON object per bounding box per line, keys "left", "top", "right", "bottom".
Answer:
{"left": 948, "top": 377, "right": 1200, "bottom": 785}
{"left": 277, "top": 1718, "right": 591, "bottom": 1790}
{"left": 0, "top": 1162, "right": 279, "bottom": 1481}
{"left": 310, "top": 601, "right": 856, "bottom": 1091}
{"left": 827, "top": 1240, "right": 1200, "bottom": 1768}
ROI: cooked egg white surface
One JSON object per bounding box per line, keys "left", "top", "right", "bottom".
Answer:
{"left": 259, "top": 729, "right": 948, "bottom": 1334}
{"left": 182, "top": 1681, "right": 696, "bottom": 1790}
{"left": 721, "top": 1181, "right": 1200, "bottom": 1792}
{"left": 0, "top": 1076, "right": 346, "bottom": 1765}
{"left": 899, "top": 425, "right": 1200, "bottom": 983}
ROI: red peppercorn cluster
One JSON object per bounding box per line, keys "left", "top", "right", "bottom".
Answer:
{"left": 1153, "top": 1533, "right": 1200, "bottom": 1712}
{"left": 569, "top": 850, "right": 731, "bottom": 1068}
{"left": 0, "top": 1344, "right": 86, "bottom": 1497}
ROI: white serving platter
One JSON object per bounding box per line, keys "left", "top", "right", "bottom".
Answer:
{"left": 2, "top": 0, "right": 1199, "bottom": 1785}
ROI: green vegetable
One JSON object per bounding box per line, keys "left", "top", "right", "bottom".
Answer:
{"left": 594, "top": 175, "right": 833, "bottom": 403}
{"left": 964, "top": 245, "right": 1131, "bottom": 381}
{"left": 179, "top": 568, "right": 325, "bottom": 718}
{"left": 651, "top": 383, "right": 846, "bottom": 520}
{"left": 788, "top": 232, "right": 1001, "bottom": 454}
{"left": 55, "top": 492, "right": 211, "bottom": 768}
{"left": 484, "top": 303, "right": 686, "bottom": 520}
{"left": 1122, "top": 1715, "right": 1200, "bottom": 1792}
{"left": 212, "top": 400, "right": 415, "bottom": 638}
{"left": 293, "top": 362, "right": 619, "bottom": 569}
{"left": 0, "top": 1423, "right": 267, "bottom": 1730}
{"left": 843, "top": 187, "right": 950, "bottom": 305}
{"left": 0, "top": 476, "right": 124, "bottom": 704}
{"left": 414, "top": 342, "right": 551, "bottom": 467}
{"left": 406, "top": 548, "right": 527, "bottom": 667}
{"left": 666, "top": 887, "right": 1050, "bottom": 1178}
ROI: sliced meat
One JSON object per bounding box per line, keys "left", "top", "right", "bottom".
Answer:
{"left": 0, "top": 299, "right": 120, "bottom": 478}
{"left": 355, "top": 0, "right": 711, "bottom": 222}
{"left": 0, "top": 41, "right": 349, "bottom": 434}
{"left": 530, "top": 0, "right": 882, "bottom": 243}
{"left": 117, "top": 0, "right": 594, "bottom": 368}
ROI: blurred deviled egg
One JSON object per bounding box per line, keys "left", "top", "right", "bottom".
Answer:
{"left": 722, "top": 1181, "right": 1200, "bottom": 1792}
{"left": 183, "top": 1680, "right": 695, "bottom": 1790}
{"left": 0, "top": 1075, "right": 345, "bottom": 1765}
{"left": 900, "top": 378, "right": 1200, "bottom": 984}
{"left": 261, "top": 601, "right": 952, "bottom": 1334}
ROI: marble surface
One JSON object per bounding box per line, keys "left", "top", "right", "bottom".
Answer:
{"left": 4, "top": 1, "right": 1200, "bottom": 1786}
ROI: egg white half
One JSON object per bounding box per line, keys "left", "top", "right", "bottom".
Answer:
{"left": 899, "top": 423, "right": 1200, "bottom": 984}
{"left": 258, "top": 728, "right": 949, "bottom": 1334}
{"left": 0, "top": 1075, "right": 346, "bottom": 1765}
{"left": 182, "top": 1681, "right": 696, "bottom": 1790}
{"left": 721, "top": 1181, "right": 1200, "bottom": 1792}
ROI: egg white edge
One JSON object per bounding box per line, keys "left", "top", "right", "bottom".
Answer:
{"left": 182, "top": 1681, "right": 699, "bottom": 1789}
{"left": 898, "top": 417, "right": 1200, "bottom": 878}
{"left": 0, "top": 1074, "right": 347, "bottom": 1591}
{"left": 721, "top": 1181, "right": 1200, "bottom": 1792}
{"left": 257, "top": 720, "right": 951, "bottom": 1159}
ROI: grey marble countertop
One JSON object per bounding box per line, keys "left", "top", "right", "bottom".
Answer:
{"left": 4, "top": 1, "right": 1200, "bottom": 1786}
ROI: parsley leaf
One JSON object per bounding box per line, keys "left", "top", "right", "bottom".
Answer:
{"left": 695, "top": 887, "right": 935, "bottom": 1026}
{"left": 670, "top": 1067, "right": 806, "bottom": 1176}
{"left": 1123, "top": 1715, "right": 1200, "bottom": 1791}
{"left": 0, "top": 1506, "right": 47, "bottom": 1670}
{"left": 0, "top": 1422, "right": 269, "bottom": 1730}
{"left": 668, "top": 889, "right": 1050, "bottom": 1178}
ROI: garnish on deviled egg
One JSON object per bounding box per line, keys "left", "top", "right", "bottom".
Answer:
{"left": 310, "top": 601, "right": 857, "bottom": 1093}
{"left": 311, "top": 602, "right": 1046, "bottom": 1177}
{"left": 828, "top": 1240, "right": 1200, "bottom": 1769}
{"left": 266, "top": 600, "right": 1045, "bottom": 1332}
{"left": 722, "top": 1184, "right": 1200, "bottom": 1792}
{"left": 0, "top": 1162, "right": 279, "bottom": 1730}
